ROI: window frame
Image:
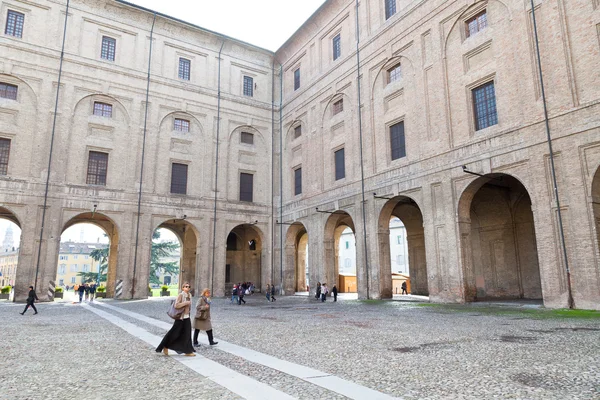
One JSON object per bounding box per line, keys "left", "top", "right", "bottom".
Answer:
{"left": 174, "top": 118, "right": 190, "bottom": 133}
{"left": 86, "top": 151, "right": 109, "bottom": 186}
{"left": 334, "top": 148, "right": 345, "bottom": 181}
{"left": 387, "top": 63, "right": 402, "bottom": 84}
{"left": 472, "top": 80, "right": 498, "bottom": 131}
{"left": 100, "top": 36, "right": 116, "bottom": 62}
{"left": 389, "top": 121, "right": 406, "bottom": 160}
{"left": 332, "top": 99, "right": 344, "bottom": 115}
{"left": 465, "top": 10, "right": 488, "bottom": 39}
{"left": 0, "top": 82, "right": 18, "bottom": 100}
{"left": 243, "top": 75, "right": 254, "bottom": 97}
{"left": 178, "top": 57, "right": 191, "bottom": 81}
{"left": 294, "top": 68, "right": 300, "bottom": 91}
{"left": 239, "top": 172, "right": 254, "bottom": 202}
{"left": 5, "top": 10, "right": 24, "bottom": 38}
{"left": 294, "top": 125, "right": 302, "bottom": 139}
{"left": 240, "top": 132, "right": 254, "bottom": 145}
{"left": 332, "top": 33, "right": 341, "bottom": 61}
{"left": 294, "top": 167, "right": 302, "bottom": 196}
{"left": 170, "top": 162, "right": 189, "bottom": 195}
{"left": 0, "top": 138, "right": 11, "bottom": 175}
{"left": 385, "top": 0, "right": 397, "bottom": 20}
{"left": 93, "top": 102, "right": 113, "bottom": 118}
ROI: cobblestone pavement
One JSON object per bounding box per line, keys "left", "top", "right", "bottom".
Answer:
{"left": 1, "top": 295, "right": 599, "bottom": 400}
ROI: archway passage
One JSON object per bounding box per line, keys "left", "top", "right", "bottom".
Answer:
{"left": 226, "top": 224, "right": 263, "bottom": 291}
{"left": 458, "top": 174, "right": 542, "bottom": 301}
{"left": 284, "top": 223, "right": 309, "bottom": 294}
{"left": 324, "top": 211, "right": 356, "bottom": 294}
{"left": 377, "top": 197, "right": 428, "bottom": 298}
{"left": 0, "top": 207, "right": 22, "bottom": 292}
{"left": 155, "top": 220, "right": 195, "bottom": 294}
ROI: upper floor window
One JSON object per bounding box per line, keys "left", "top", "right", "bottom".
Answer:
{"left": 241, "top": 132, "right": 254, "bottom": 145}
{"left": 465, "top": 11, "right": 487, "bottom": 38}
{"left": 472, "top": 81, "right": 498, "bottom": 130}
{"left": 174, "top": 118, "right": 190, "bottom": 133}
{"left": 86, "top": 151, "right": 108, "bottom": 186}
{"left": 0, "top": 82, "right": 18, "bottom": 100}
{"left": 294, "top": 68, "right": 300, "bottom": 91}
{"left": 243, "top": 76, "right": 254, "bottom": 97}
{"left": 333, "top": 99, "right": 344, "bottom": 115}
{"left": 0, "top": 138, "right": 10, "bottom": 175}
{"left": 170, "top": 163, "right": 188, "bottom": 194}
{"left": 390, "top": 121, "right": 406, "bottom": 160}
{"left": 334, "top": 148, "right": 345, "bottom": 180}
{"left": 5, "top": 10, "right": 24, "bottom": 38}
{"left": 179, "top": 58, "right": 191, "bottom": 81}
{"left": 93, "top": 102, "right": 112, "bottom": 118}
{"left": 240, "top": 172, "right": 254, "bottom": 202}
{"left": 101, "top": 36, "right": 116, "bottom": 61}
{"left": 333, "top": 34, "right": 341, "bottom": 61}
{"left": 294, "top": 125, "right": 302, "bottom": 139}
{"left": 385, "top": 0, "right": 396, "bottom": 20}
{"left": 294, "top": 167, "right": 302, "bottom": 195}
{"left": 388, "top": 64, "right": 402, "bottom": 84}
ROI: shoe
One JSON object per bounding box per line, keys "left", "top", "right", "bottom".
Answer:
{"left": 19, "top": 312, "right": 24, "bottom": 315}
{"left": 210, "top": 341, "right": 218, "bottom": 345}
{"left": 163, "top": 347, "right": 168, "bottom": 356}
{"left": 34, "top": 312, "right": 38, "bottom": 315}
{"left": 184, "top": 353, "right": 196, "bottom": 357}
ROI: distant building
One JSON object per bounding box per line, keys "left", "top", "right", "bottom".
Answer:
{"left": 0, "top": 247, "right": 18, "bottom": 287}
{"left": 1, "top": 225, "right": 14, "bottom": 252}
{"left": 56, "top": 241, "right": 109, "bottom": 286}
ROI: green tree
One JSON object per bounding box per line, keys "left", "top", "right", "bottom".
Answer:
{"left": 150, "top": 230, "right": 180, "bottom": 285}
{"left": 78, "top": 247, "right": 108, "bottom": 283}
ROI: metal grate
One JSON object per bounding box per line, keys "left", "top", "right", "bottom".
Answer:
{"left": 86, "top": 151, "right": 108, "bottom": 185}
{"left": 243, "top": 76, "right": 254, "bottom": 97}
{"left": 390, "top": 122, "right": 406, "bottom": 160}
{"left": 294, "top": 167, "right": 302, "bottom": 195}
{"left": 0, "top": 138, "right": 10, "bottom": 175}
{"left": 239, "top": 172, "right": 253, "bottom": 202}
{"left": 466, "top": 11, "right": 487, "bottom": 38}
{"left": 241, "top": 132, "right": 254, "bottom": 145}
{"left": 5, "top": 10, "right": 24, "bottom": 38}
{"left": 179, "top": 58, "right": 191, "bottom": 80}
{"left": 334, "top": 148, "right": 345, "bottom": 180}
{"left": 101, "top": 36, "right": 116, "bottom": 61}
{"left": 174, "top": 118, "right": 190, "bottom": 132}
{"left": 473, "top": 81, "right": 498, "bottom": 130}
{"left": 93, "top": 102, "right": 112, "bottom": 117}
{"left": 333, "top": 99, "right": 343, "bottom": 115}
{"left": 170, "top": 163, "right": 188, "bottom": 194}
{"left": 0, "top": 82, "right": 18, "bottom": 100}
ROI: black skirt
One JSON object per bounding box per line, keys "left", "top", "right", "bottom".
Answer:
{"left": 156, "top": 318, "right": 195, "bottom": 354}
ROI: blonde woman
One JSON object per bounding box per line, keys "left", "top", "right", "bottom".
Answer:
{"left": 193, "top": 288, "right": 218, "bottom": 347}
{"left": 155, "top": 282, "right": 195, "bottom": 356}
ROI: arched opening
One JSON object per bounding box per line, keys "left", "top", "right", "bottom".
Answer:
{"left": 60, "top": 213, "right": 118, "bottom": 298}
{"left": 324, "top": 211, "right": 356, "bottom": 294}
{"left": 0, "top": 207, "right": 22, "bottom": 300}
{"left": 154, "top": 220, "right": 196, "bottom": 295}
{"left": 284, "top": 223, "right": 309, "bottom": 294}
{"left": 226, "top": 224, "right": 263, "bottom": 291}
{"left": 377, "top": 197, "right": 428, "bottom": 298}
{"left": 458, "top": 174, "right": 542, "bottom": 301}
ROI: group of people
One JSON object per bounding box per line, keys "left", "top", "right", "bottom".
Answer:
{"left": 231, "top": 282, "right": 255, "bottom": 305}
{"left": 265, "top": 283, "right": 276, "bottom": 302}
{"left": 155, "top": 283, "right": 218, "bottom": 357}
{"left": 74, "top": 283, "right": 98, "bottom": 302}
{"left": 315, "top": 282, "right": 338, "bottom": 302}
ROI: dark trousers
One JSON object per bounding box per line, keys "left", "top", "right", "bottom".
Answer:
{"left": 21, "top": 302, "right": 37, "bottom": 314}
{"left": 238, "top": 296, "right": 246, "bottom": 304}
{"left": 402, "top": 288, "right": 408, "bottom": 295}
{"left": 321, "top": 293, "right": 326, "bottom": 302}
{"left": 333, "top": 293, "right": 337, "bottom": 302}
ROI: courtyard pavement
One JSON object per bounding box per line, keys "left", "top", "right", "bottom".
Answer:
{"left": 1, "top": 295, "right": 598, "bottom": 400}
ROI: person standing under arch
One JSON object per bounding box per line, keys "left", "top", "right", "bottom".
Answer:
{"left": 20, "top": 286, "right": 38, "bottom": 315}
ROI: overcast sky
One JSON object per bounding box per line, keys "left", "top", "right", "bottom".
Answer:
{"left": 125, "top": 0, "right": 327, "bottom": 51}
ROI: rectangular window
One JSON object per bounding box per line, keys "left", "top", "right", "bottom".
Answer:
{"left": 86, "top": 151, "right": 108, "bottom": 186}
{"left": 466, "top": 11, "right": 487, "bottom": 38}
{"left": 71, "top": 277, "right": 76, "bottom": 283}
{"left": 240, "top": 173, "right": 254, "bottom": 202}
{"left": 472, "top": 81, "right": 498, "bottom": 130}
{"left": 179, "top": 58, "right": 191, "bottom": 80}
{"left": 59, "top": 265, "right": 66, "bottom": 275}
{"left": 73, "top": 255, "right": 78, "bottom": 260}
{"left": 93, "top": 102, "right": 112, "bottom": 118}
{"left": 294, "top": 68, "right": 300, "bottom": 91}
{"left": 243, "top": 76, "right": 254, "bottom": 97}
{"left": 59, "top": 279, "right": 64, "bottom": 285}
{"left": 333, "top": 99, "right": 344, "bottom": 115}
{"left": 170, "top": 163, "right": 188, "bottom": 194}
{"left": 294, "top": 167, "right": 302, "bottom": 195}
{"left": 333, "top": 34, "right": 341, "bottom": 61}
{"left": 294, "top": 125, "right": 302, "bottom": 139}
{"left": 385, "top": 0, "right": 397, "bottom": 20}
{"left": 388, "top": 64, "right": 402, "bottom": 83}
{"left": 0, "top": 138, "right": 10, "bottom": 175}
{"left": 240, "top": 132, "right": 254, "bottom": 145}
{"left": 0, "top": 82, "right": 18, "bottom": 100}
{"left": 5, "top": 10, "right": 24, "bottom": 38}
{"left": 390, "top": 122, "right": 406, "bottom": 160}
{"left": 334, "top": 148, "right": 345, "bottom": 180}
{"left": 70, "top": 265, "right": 77, "bottom": 272}
{"left": 174, "top": 118, "right": 190, "bottom": 132}
{"left": 101, "top": 36, "right": 116, "bottom": 61}
{"left": 345, "top": 241, "right": 349, "bottom": 249}
{"left": 397, "top": 236, "right": 401, "bottom": 245}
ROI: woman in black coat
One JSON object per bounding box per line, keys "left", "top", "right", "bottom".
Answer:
{"left": 20, "top": 286, "right": 38, "bottom": 315}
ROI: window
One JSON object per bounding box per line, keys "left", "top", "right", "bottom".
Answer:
{"left": 390, "top": 122, "right": 406, "bottom": 160}
{"left": 179, "top": 58, "right": 191, "bottom": 81}
{"left": 333, "top": 99, "right": 343, "bottom": 115}
{"left": 294, "top": 125, "right": 302, "bottom": 139}
{"left": 58, "top": 265, "right": 66, "bottom": 275}
{"left": 86, "top": 151, "right": 108, "bottom": 186}
{"left": 240, "top": 132, "right": 254, "bottom": 145}
{"left": 294, "top": 167, "right": 302, "bottom": 195}
{"left": 345, "top": 241, "right": 349, "bottom": 250}
{"left": 0, "top": 138, "right": 10, "bottom": 175}
{"left": 334, "top": 148, "right": 345, "bottom": 180}
{"left": 397, "top": 235, "right": 402, "bottom": 245}
{"left": 472, "top": 81, "right": 498, "bottom": 130}
{"left": 0, "top": 83, "right": 18, "bottom": 100}
{"left": 388, "top": 64, "right": 402, "bottom": 83}
{"left": 385, "top": 0, "right": 396, "bottom": 20}
{"left": 5, "top": 10, "right": 24, "bottom": 38}
{"left": 70, "top": 265, "right": 77, "bottom": 272}
{"left": 465, "top": 11, "right": 487, "bottom": 38}
{"left": 170, "top": 163, "right": 188, "bottom": 194}
{"left": 243, "top": 76, "right": 254, "bottom": 97}
{"left": 294, "top": 68, "right": 300, "bottom": 91}
{"left": 239, "top": 173, "right": 253, "bottom": 202}
{"left": 59, "top": 279, "right": 64, "bottom": 285}
{"left": 82, "top": 264, "right": 89, "bottom": 272}
{"left": 73, "top": 255, "right": 78, "bottom": 260}
{"left": 60, "top": 255, "right": 67, "bottom": 261}
{"left": 93, "top": 102, "right": 112, "bottom": 118}
{"left": 333, "top": 34, "right": 341, "bottom": 61}
{"left": 101, "top": 36, "right": 116, "bottom": 61}
{"left": 174, "top": 118, "right": 190, "bottom": 132}
{"left": 71, "top": 277, "right": 76, "bottom": 284}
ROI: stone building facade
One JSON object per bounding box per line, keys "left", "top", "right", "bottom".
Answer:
{"left": 1, "top": 0, "right": 599, "bottom": 309}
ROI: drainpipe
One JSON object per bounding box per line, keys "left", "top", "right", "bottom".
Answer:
{"left": 131, "top": 12, "right": 157, "bottom": 299}
{"left": 529, "top": 0, "right": 573, "bottom": 308}
{"left": 355, "top": 0, "right": 370, "bottom": 298}
{"left": 211, "top": 40, "right": 226, "bottom": 294}
{"left": 279, "top": 64, "right": 284, "bottom": 295}
{"left": 34, "top": 0, "right": 71, "bottom": 293}
{"left": 271, "top": 59, "right": 276, "bottom": 294}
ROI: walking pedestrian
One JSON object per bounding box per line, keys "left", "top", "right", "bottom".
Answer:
{"left": 265, "top": 284, "right": 271, "bottom": 302}
{"left": 155, "top": 282, "right": 195, "bottom": 357}
{"left": 231, "top": 285, "right": 238, "bottom": 303}
{"left": 332, "top": 284, "right": 338, "bottom": 302}
{"left": 270, "top": 284, "right": 276, "bottom": 302}
{"left": 193, "top": 288, "right": 219, "bottom": 347}
{"left": 84, "top": 283, "right": 90, "bottom": 302}
{"left": 315, "top": 282, "right": 321, "bottom": 300}
{"left": 77, "top": 284, "right": 85, "bottom": 303}
{"left": 401, "top": 281, "right": 408, "bottom": 295}
{"left": 238, "top": 286, "right": 246, "bottom": 305}
{"left": 89, "top": 283, "right": 96, "bottom": 302}
{"left": 20, "top": 286, "right": 38, "bottom": 315}
{"left": 321, "top": 283, "right": 328, "bottom": 302}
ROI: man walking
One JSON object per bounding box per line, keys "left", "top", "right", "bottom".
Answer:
{"left": 77, "top": 283, "right": 85, "bottom": 303}
{"left": 332, "top": 284, "right": 338, "bottom": 302}
{"left": 20, "top": 286, "right": 39, "bottom": 315}
{"left": 401, "top": 281, "right": 408, "bottom": 295}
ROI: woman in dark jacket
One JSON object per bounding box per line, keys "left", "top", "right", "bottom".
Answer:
{"left": 155, "top": 282, "right": 195, "bottom": 356}
{"left": 20, "top": 286, "right": 38, "bottom": 315}
{"left": 193, "top": 288, "right": 218, "bottom": 347}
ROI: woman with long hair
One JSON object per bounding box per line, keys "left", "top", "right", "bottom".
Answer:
{"left": 155, "top": 282, "right": 195, "bottom": 356}
{"left": 193, "top": 288, "right": 218, "bottom": 347}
